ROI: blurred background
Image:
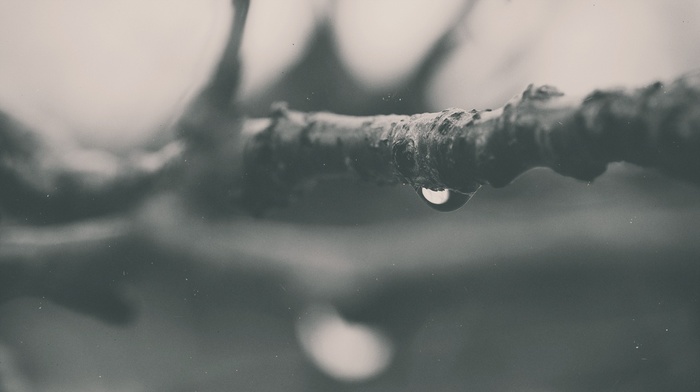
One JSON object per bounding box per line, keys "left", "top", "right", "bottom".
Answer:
{"left": 2, "top": 0, "right": 700, "bottom": 391}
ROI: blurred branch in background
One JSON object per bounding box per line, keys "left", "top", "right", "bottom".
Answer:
{"left": 235, "top": 0, "right": 478, "bottom": 116}
{"left": 0, "top": 219, "right": 138, "bottom": 324}
{"left": 0, "top": 109, "right": 184, "bottom": 224}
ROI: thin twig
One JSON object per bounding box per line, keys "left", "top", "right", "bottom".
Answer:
{"left": 195, "top": 0, "right": 250, "bottom": 109}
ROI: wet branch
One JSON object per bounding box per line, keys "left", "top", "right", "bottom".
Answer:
{"left": 241, "top": 72, "right": 700, "bottom": 213}
{"left": 2, "top": 72, "right": 700, "bottom": 222}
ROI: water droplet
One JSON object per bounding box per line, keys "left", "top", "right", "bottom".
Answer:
{"left": 421, "top": 188, "right": 450, "bottom": 205}
{"left": 416, "top": 186, "right": 480, "bottom": 212}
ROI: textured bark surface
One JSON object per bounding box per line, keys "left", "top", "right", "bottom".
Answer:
{"left": 241, "top": 72, "right": 700, "bottom": 213}
{"left": 2, "top": 72, "right": 700, "bottom": 221}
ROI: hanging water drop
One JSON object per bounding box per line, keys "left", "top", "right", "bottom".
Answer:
{"left": 416, "top": 186, "right": 479, "bottom": 212}
{"left": 421, "top": 188, "right": 450, "bottom": 205}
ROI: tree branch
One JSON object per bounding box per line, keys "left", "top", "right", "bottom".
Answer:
{"left": 241, "top": 72, "right": 700, "bottom": 213}
{"left": 0, "top": 111, "right": 185, "bottom": 224}
{"left": 194, "top": 0, "right": 249, "bottom": 109}
{"left": 0, "top": 0, "right": 247, "bottom": 225}
{"left": 2, "top": 72, "right": 700, "bottom": 222}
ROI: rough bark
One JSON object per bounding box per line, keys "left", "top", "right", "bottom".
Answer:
{"left": 241, "top": 72, "right": 700, "bottom": 213}
{"left": 2, "top": 72, "right": 700, "bottom": 222}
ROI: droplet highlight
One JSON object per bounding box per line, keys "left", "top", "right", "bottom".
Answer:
{"left": 421, "top": 188, "right": 450, "bottom": 205}
{"left": 416, "top": 186, "right": 479, "bottom": 212}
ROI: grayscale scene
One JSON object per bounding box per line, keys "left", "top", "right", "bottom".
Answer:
{"left": 1, "top": 1, "right": 700, "bottom": 391}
